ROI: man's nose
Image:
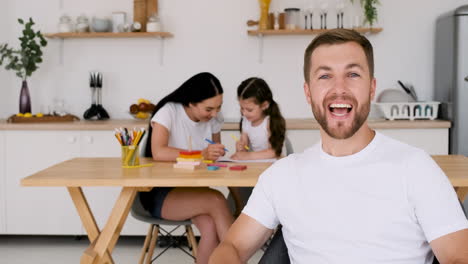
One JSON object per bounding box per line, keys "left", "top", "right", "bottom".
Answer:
{"left": 333, "top": 77, "right": 347, "bottom": 94}
{"left": 210, "top": 111, "right": 218, "bottom": 118}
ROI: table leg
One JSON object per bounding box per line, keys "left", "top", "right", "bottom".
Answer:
{"left": 67, "top": 187, "right": 114, "bottom": 264}
{"left": 68, "top": 187, "right": 137, "bottom": 264}
{"left": 455, "top": 187, "right": 468, "bottom": 202}
{"left": 86, "top": 187, "right": 137, "bottom": 263}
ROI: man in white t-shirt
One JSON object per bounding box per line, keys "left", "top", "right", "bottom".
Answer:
{"left": 210, "top": 29, "right": 468, "bottom": 264}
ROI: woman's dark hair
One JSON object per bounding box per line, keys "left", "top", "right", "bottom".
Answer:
{"left": 237, "top": 77, "right": 286, "bottom": 157}
{"left": 145, "top": 72, "right": 223, "bottom": 157}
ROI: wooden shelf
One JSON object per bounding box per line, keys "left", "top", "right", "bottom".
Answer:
{"left": 247, "top": 27, "right": 383, "bottom": 36}
{"left": 44, "top": 32, "right": 173, "bottom": 39}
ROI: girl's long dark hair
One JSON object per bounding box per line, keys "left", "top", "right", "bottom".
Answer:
{"left": 237, "top": 77, "right": 285, "bottom": 157}
{"left": 144, "top": 72, "right": 223, "bottom": 157}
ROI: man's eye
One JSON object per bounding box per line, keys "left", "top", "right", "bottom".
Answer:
{"left": 349, "top": 72, "right": 360, "bottom": 78}
{"left": 318, "top": 74, "right": 330, "bottom": 80}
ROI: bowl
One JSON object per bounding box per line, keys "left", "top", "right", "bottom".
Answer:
{"left": 130, "top": 111, "right": 151, "bottom": 120}
{"left": 377, "top": 89, "right": 415, "bottom": 103}
{"left": 91, "top": 18, "right": 112, "bottom": 32}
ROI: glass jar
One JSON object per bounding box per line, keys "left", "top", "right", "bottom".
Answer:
{"left": 284, "top": 8, "right": 300, "bottom": 30}
{"left": 58, "top": 15, "right": 74, "bottom": 33}
{"left": 76, "top": 14, "right": 90, "bottom": 33}
{"left": 146, "top": 13, "right": 162, "bottom": 32}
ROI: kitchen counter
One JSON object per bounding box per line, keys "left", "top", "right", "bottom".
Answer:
{"left": 0, "top": 118, "right": 451, "bottom": 131}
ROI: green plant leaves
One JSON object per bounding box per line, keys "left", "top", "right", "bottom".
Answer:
{"left": 350, "top": 0, "right": 380, "bottom": 26}
{"left": 0, "top": 17, "right": 47, "bottom": 80}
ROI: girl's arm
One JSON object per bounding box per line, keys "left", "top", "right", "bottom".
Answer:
{"left": 151, "top": 122, "right": 185, "bottom": 161}
{"left": 235, "top": 132, "right": 250, "bottom": 152}
{"left": 231, "top": 148, "right": 277, "bottom": 160}
{"left": 231, "top": 122, "right": 278, "bottom": 160}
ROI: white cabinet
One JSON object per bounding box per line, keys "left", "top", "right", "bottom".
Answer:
{"left": 377, "top": 129, "right": 448, "bottom": 155}
{"left": 3, "top": 129, "right": 149, "bottom": 236}
{"left": 0, "top": 131, "right": 5, "bottom": 233}
{"left": 79, "top": 131, "right": 121, "bottom": 157}
{"left": 4, "top": 131, "right": 82, "bottom": 235}
{"left": 80, "top": 131, "right": 148, "bottom": 235}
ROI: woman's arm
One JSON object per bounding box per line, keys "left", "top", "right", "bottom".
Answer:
{"left": 151, "top": 122, "right": 185, "bottom": 161}
{"left": 212, "top": 132, "right": 222, "bottom": 144}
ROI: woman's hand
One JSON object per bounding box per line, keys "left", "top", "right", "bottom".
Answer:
{"left": 202, "top": 144, "right": 226, "bottom": 161}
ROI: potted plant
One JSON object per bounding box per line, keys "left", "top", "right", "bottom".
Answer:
{"left": 351, "top": 0, "right": 380, "bottom": 28}
{"left": 0, "top": 18, "right": 47, "bottom": 114}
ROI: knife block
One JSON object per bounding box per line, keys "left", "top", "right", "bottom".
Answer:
{"left": 134, "top": 0, "right": 147, "bottom": 32}
{"left": 146, "top": 0, "right": 158, "bottom": 19}
{"left": 134, "top": 0, "right": 158, "bottom": 32}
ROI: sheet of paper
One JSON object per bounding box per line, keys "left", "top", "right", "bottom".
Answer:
{"left": 216, "top": 156, "right": 277, "bottom": 163}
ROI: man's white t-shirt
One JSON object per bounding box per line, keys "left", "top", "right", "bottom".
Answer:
{"left": 151, "top": 102, "right": 223, "bottom": 150}
{"left": 242, "top": 116, "right": 270, "bottom": 151}
{"left": 243, "top": 132, "right": 468, "bottom": 264}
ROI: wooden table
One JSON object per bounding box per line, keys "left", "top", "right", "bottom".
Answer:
{"left": 21, "top": 155, "right": 468, "bottom": 264}
{"left": 21, "top": 158, "right": 271, "bottom": 264}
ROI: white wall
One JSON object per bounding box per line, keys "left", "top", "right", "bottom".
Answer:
{"left": 1, "top": 0, "right": 467, "bottom": 120}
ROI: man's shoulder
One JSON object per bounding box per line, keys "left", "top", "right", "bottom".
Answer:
{"left": 265, "top": 144, "right": 320, "bottom": 175}
{"left": 375, "top": 132, "right": 428, "bottom": 161}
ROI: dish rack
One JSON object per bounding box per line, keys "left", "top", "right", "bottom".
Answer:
{"left": 375, "top": 102, "right": 440, "bottom": 120}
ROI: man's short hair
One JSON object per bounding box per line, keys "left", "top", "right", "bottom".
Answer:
{"left": 303, "top": 29, "right": 374, "bottom": 82}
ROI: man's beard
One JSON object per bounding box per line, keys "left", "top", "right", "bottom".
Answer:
{"left": 312, "top": 94, "right": 370, "bottom": 139}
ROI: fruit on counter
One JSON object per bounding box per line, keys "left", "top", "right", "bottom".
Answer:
{"left": 129, "top": 98, "right": 156, "bottom": 119}
{"left": 130, "top": 104, "right": 139, "bottom": 114}
{"left": 138, "top": 98, "right": 150, "bottom": 104}
{"left": 135, "top": 112, "right": 149, "bottom": 119}
{"left": 138, "top": 102, "right": 149, "bottom": 112}
{"left": 14, "top": 112, "right": 45, "bottom": 118}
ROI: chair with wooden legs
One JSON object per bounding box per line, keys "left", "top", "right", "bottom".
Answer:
{"left": 131, "top": 193, "right": 198, "bottom": 264}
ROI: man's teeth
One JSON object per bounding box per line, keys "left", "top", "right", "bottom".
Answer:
{"left": 332, "top": 112, "right": 347, "bottom": 116}
{"left": 330, "top": 103, "right": 352, "bottom": 108}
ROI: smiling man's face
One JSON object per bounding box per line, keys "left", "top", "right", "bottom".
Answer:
{"left": 304, "top": 41, "right": 376, "bottom": 139}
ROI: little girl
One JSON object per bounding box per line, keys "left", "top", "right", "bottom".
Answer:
{"left": 231, "top": 77, "right": 286, "bottom": 160}
{"left": 229, "top": 77, "right": 286, "bottom": 215}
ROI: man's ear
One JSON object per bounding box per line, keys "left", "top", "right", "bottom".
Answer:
{"left": 370, "top": 78, "right": 376, "bottom": 101}
{"left": 304, "top": 82, "right": 312, "bottom": 105}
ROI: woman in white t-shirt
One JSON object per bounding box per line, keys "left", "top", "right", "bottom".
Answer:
{"left": 140, "top": 72, "right": 233, "bottom": 264}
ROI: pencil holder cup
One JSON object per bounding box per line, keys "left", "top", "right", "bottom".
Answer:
{"left": 121, "top": 145, "right": 140, "bottom": 167}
